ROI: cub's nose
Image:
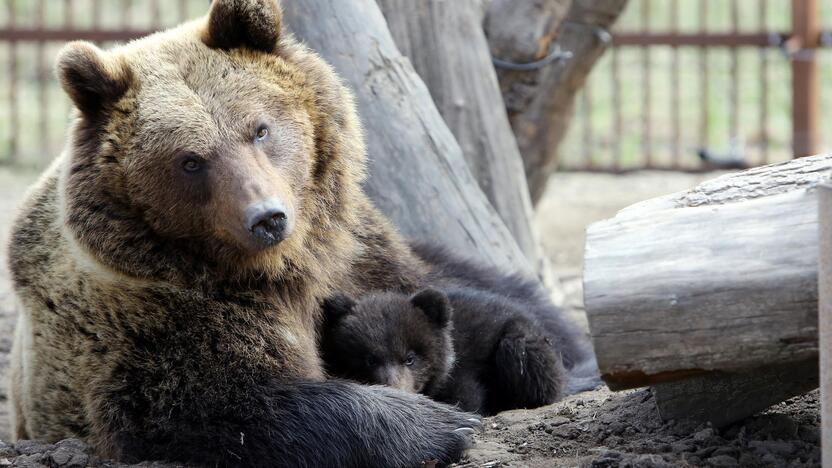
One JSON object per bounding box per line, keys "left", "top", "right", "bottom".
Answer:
{"left": 246, "top": 199, "right": 289, "bottom": 246}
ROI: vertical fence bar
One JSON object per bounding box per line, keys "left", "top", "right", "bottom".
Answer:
{"left": 151, "top": 0, "right": 161, "bottom": 28}
{"left": 611, "top": 47, "right": 622, "bottom": 172}
{"left": 121, "top": 0, "right": 131, "bottom": 29}
{"left": 670, "top": 0, "right": 680, "bottom": 169}
{"left": 792, "top": 0, "right": 820, "bottom": 157}
{"left": 178, "top": 0, "right": 188, "bottom": 22}
{"left": 729, "top": 0, "right": 740, "bottom": 153}
{"left": 7, "top": 0, "right": 19, "bottom": 164}
{"left": 65, "top": 0, "right": 75, "bottom": 29}
{"left": 698, "top": 0, "right": 709, "bottom": 164}
{"left": 759, "top": 0, "right": 769, "bottom": 164}
{"left": 641, "top": 0, "right": 652, "bottom": 168}
{"left": 92, "top": 0, "right": 102, "bottom": 28}
{"left": 37, "top": 0, "right": 48, "bottom": 160}
{"left": 582, "top": 88, "right": 594, "bottom": 170}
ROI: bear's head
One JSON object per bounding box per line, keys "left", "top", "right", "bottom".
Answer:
{"left": 319, "top": 289, "right": 456, "bottom": 395}
{"left": 57, "top": 0, "right": 365, "bottom": 283}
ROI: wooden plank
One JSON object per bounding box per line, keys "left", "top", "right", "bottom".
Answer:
{"left": 791, "top": 0, "right": 820, "bottom": 157}
{"left": 759, "top": 0, "right": 770, "bottom": 164}
{"left": 612, "top": 32, "right": 786, "bottom": 48}
{"left": 7, "top": 0, "right": 18, "bottom": 164}
{"left": 611, "top": 47, "right": 621, "bottom": 172}
{"left": 641, "top": 0, "right": 652, "bottom": 168}
{"left": 729, "top": 0, "right": 739, "bottom": 151}
{"left": 0, "top": 28, "right": 157, "bottom": 42}
{"left": 584, "top": 155, "right": 831, "bottom": 390}
{"left": 669, "top": 0, "right": 679, "bottom": 169}
{"left": 819, "top": 183, "right": 832, "bottom": 467}
{"left": 698, "top": 1, "right": 709, "bottom": 167}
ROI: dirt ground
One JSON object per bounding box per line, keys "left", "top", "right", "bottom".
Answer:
{"left": 0, "top": 168, "right": 821, "bottom": 467}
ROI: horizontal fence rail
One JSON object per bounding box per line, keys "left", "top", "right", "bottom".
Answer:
{"left": 560, "top": 0, "right": 832, "bottom": 173}
{"left": 0, "top": 0, "right": 209, "bottom": 167}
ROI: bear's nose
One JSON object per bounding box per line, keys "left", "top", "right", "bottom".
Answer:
{"left": 246, "top": 199, "right": 289, "bottom": 247}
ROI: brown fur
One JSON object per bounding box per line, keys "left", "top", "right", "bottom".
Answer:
{"left": 7, "top": 1, "right": 477, "bottom": 466}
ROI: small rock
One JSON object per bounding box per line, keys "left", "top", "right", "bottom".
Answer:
{"left": 704, "top": 454, "right": 738, "bottom": 467}
{"left": 748, "top": 440, "right": 794, "bottom": 457}
{"left": 14, "top": 440, "right": 54, "bottom": 456}
{"left": 693, "top": 428, "right": 715, "bottom": 443}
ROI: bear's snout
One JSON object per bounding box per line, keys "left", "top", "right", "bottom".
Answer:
{"left": 245, "top": 199, "right": 292, "bottom": 248}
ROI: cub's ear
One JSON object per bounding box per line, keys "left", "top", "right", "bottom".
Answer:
{"left": 411, "top": 288, "right": 452, "bottom": 328}
{"left": 321, "top": 293, "right": 357, "bottom": 324}
{"left": 204, "top": 0, "right": 282, "bottom": 53}
{"left": 56, "top": 42, "right": 131, "bottom": 116}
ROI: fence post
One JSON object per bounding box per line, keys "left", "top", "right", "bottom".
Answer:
{"left": 791, "top": 0, "right": 819, "bottom": 158}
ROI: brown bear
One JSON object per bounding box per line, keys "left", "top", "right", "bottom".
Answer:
{"left": 320, "top": 287, "right": 569, "bottom": 415}
{"left": 6, "top": 1, "right": 481, "bottom": 466}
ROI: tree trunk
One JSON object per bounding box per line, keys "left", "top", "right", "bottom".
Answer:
{"left": 376, "top": 0, "right": 540, "bottom": 267}
{"left": 281, "top": 0, "right": 532, "bottom": 275}
{"left": 584, "top": 155, "right": 831, "bottom": 391}
{"left": 486, "top": 0, "right": 629, "bottom": 203}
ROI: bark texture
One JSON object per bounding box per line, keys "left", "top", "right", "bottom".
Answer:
{"left": 377, "top": 0, "right": 540, "bottom": 267}
{"left": 584, "top": 155, "right": 831, "bottom": 390}
{"left": 486, "top": 0, "right": 629, "bottom": 203}
{"left": 282, "top": 0, "right": 532, "bottom": 274}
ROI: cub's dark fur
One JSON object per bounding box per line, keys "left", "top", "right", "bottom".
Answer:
{"left": 413, "top": 241, "right": 599, "bottom": 385}
{"left": 322, "top": 286, "right": 573, "bottom": 415}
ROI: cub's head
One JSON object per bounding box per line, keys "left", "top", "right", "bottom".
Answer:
{"left": 57, "top": 0, "right": 365, "bottom": 281}
{"left": 320, "top": 289, "right": 455, "bottom": 395}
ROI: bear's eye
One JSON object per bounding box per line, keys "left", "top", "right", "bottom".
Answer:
{"left": 181, "top": 157, "right": 202, "bottom": 173}
{"left": 365, "top": 356, "right": 378, "bottom": 368}
{"left": 404, "top": 351, "right": 416, "bottom": 367}
{"left": 255, "top": 125, "right": 269, "bottom": 142}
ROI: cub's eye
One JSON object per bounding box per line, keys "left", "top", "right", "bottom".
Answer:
{"left": 404, "top": 351, "right": 416, "bottom": 367}
{"left": 181, "top": 157, "right": 202, "bottom": 173}
{"left": 255, "top": 125, "right": 269, "bottom": 142}
{"left": 365, "top": 356, "right": 378, "bottom": 368}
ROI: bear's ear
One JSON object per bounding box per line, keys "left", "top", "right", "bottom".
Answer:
{"left": 56, "top": 41, "right": 131, "bottom": 116}
{"left": 411, "top": 288, "right": 451, "bottom": 328}
{"left": 204, "top": 0, "right": 282, "bottom": 53}
{"left": 321, "top": 293, "right": 357, "bottom": 325}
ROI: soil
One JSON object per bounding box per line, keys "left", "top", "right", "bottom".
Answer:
{"left": 0, "top": 169, "right": 821, "bottom": 467}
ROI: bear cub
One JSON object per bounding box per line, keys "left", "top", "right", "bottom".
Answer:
{"left": 320, "top": 287, "right": 567, "bottom": 415}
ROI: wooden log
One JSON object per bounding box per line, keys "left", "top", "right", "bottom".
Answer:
{"left": 281, "top": 0, "right": 532, "bottom": 275}
{"left": 584, "top": 155, "right": 832, "bottom": 390}
{"left": 653, "top": 360, "right": 818, "bottom": 428}
{"left": 485, "top": 0, "right": 628, "bottom": 203}
{"left": 376, "top": 0, "right": 541, "bottom": 268}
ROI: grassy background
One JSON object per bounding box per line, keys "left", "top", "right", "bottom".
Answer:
{"left": 559, "top": 0, "right": 832, "bottom": 170}
{"left": 0, "top": 0, "right": 829, "bottom": 170}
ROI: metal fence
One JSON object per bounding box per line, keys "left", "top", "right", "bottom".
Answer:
{"left": 1, "top": 1, "right": 831, "bottom": 172}
{"left": 559, "top": 0, "right": 832, "bottom": 172}
{"left": 0, "top": 0, "right": 209, "bottom": 167}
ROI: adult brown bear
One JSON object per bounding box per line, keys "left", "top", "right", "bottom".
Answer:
{"left": 6, "top": 0, "right": 478, "bottom": 466}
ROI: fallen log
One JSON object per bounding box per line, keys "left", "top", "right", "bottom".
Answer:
{"left": 584, "top": 155, "right": 831, "bottom": 391}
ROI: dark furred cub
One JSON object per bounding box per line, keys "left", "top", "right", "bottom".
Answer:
{"left": 321, "top": 287, "right": 567, "bottom": 415}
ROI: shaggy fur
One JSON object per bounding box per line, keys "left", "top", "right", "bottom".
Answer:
{"left": 7, "top": 1, "right": 479, "bottom": 467}
{"left": 321, "top": 287, "right": 569, "bottom": 415}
